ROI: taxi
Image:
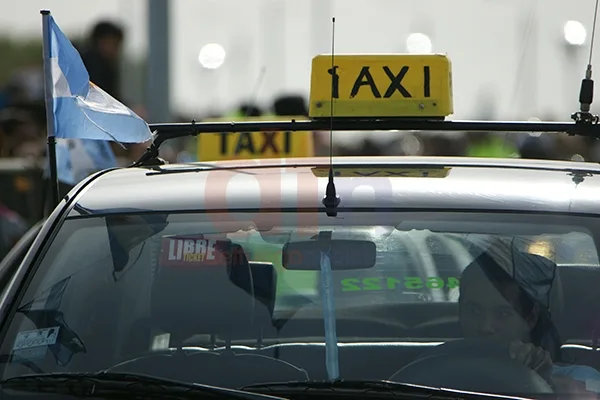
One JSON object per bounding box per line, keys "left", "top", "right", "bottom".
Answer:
{"left": 2, "top": 52, "right": 600, "bottom": 400}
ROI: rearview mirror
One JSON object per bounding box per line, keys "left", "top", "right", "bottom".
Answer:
{"left": 282, "top": 240, "right": 376, "bottom": 270}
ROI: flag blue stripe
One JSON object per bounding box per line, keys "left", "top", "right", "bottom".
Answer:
{"left": 42, "top": 14, "right": 152, "bottom": 188}
{"left": 53, "top": 140, "right": 75, "bottom": 185}
{"left": 48, "top": 16, "right": 88, "bottom": 97}
{"left": 45, "top": 138, "right": 118, "bottom": 185}
{"left": 53, "top": 97, "right": 151, "bottom": 143}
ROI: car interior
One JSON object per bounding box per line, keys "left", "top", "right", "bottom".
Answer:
{"left": 108, "top": 237, "right": 600, "bottom": 389}
{"left": 5, "top": 222, "right": 600, "bottom": 389}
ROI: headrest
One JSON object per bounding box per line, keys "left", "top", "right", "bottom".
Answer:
{"left": 151, "top": 236, "right": 277, "bottom": 340}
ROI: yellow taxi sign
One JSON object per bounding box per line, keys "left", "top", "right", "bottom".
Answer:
{"left": 308, "top": 54, "right": 453, "bottom": 119}
{"left": 197, "top": 116, "right": 314, "bottom": 161}
{"left": 311, "top": 167, "right": 451, "bottom": 178}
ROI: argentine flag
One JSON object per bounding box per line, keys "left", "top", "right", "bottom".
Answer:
{"left": 42, "top": 13, "right": 152, "bottom": 185}
{"left": 46, "top": 15, "right": 152, "bottom": 143}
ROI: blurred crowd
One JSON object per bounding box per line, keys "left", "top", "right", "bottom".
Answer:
{"left": 0, "top": 18, "right": 599, "bottom": 259}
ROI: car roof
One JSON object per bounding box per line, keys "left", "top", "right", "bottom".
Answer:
{"left": 70, "top": 156, "right": 600, "bottom": 216}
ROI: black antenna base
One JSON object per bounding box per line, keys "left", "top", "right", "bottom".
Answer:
{"left": 571, "top": 67, "right": 599, "bottom": 125}
{"left": 131, "top": 142, "right": 162, "bottom": 167}
{"left": 571, "top": 111, "right": 599, "bottom": 125}
{"left": 322, "top": 193, "right": 341, "bottom": 217}
{"left": 322, "top": 169, "right": 341, "bottom": 217}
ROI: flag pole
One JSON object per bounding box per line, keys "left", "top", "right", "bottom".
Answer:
{"left": 41, "top": 9, "right": 60, "bottom": 210}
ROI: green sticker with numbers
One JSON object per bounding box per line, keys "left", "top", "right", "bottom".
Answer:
{"left": 340, "top": 276, "right": 460, "bottom": 292}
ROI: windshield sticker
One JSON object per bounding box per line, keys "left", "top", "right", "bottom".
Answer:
{"left": 159, "top": 236, "right": 233, "bottom": 267}
{"left": 340, "top": 276, "right": 459, "bottom": 292}
{"left": 12, "top": 327, "right": 60, "bottom": 361}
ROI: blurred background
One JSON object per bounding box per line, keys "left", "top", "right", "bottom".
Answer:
{"left": 0, "top": 0, "right": 599, "bottom": 258}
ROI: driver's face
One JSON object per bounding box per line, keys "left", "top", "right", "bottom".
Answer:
{"left": 459, "top": 266, "right": 533, "bottom": 341}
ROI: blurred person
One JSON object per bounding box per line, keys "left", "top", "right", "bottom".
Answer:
{"left": 80, "top": 20, "right": 124, "bottom": 101}
{"left": 419, "top": 134, "right": 467, "bottom": 156}
{"left": 238, "top": 103, "right": 263, "bottom": 117}
{"left": 336, "top": 138, "right": 385, "bottom": 157}
{"left": 518, "top": 135, "right": 554, "bottom": 160}
{"left": 4, "top": 65, "right": 44, "bottom": 106}
{"left": 226, "top": 103, "right": 263, "bottom": 119}
{"left": 271, "top": 94, "right": 330, "bottom": 156}
{"left": 272, "top": 95, "right": 308, "bottom": 117}
{"left": 466, "top": 132, "right": 519, "bottom": 158}
{"left": 359, "top": 138, "right": 385, "bottom": 156}
{"left": 0, "top": 108, "right": 45, "bottom": 159}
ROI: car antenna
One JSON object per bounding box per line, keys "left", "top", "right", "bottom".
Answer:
{"left": 322, "top": 16, "right": 341, "bottom": 217}
{"left": 571, "top": 0, "right": 600, "bottom": 125}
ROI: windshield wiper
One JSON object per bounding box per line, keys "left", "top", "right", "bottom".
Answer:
{"left": 0, "top": 371, "right": 288, "bottom": 400}
{"left": 240, "top": 380, "right": 531, "bottom": 400}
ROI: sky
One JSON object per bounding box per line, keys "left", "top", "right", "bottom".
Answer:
{"left": 0, "top": 0, "right": 597, "bottom": 121}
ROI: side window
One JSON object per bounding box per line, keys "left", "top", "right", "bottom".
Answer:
{"left": 515, "top": 233, "right": 599, "bottom": 266}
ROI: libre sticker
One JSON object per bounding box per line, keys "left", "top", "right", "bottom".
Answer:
{"left": 159, "top": 235, "right": 233, "bottom": 268}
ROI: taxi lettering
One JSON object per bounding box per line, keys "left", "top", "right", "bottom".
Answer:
{"left": 167, "top": 238, "right": 217, "bottom": 262}
{"left": 197, "top": 116, "right": 314, "bottom": 162}
{"left": 311, "top": 167, "right": 451, "bottom": 178}
{"left": 220, "top": 131, "right": 292, "bottom": 156}
{"left": 309, "top": 54, "right": 453, "bottom": 118}
{"left": 329, "top": 65, "right": 428, "bottom": 99}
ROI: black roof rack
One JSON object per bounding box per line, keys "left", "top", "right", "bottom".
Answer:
{"left": 133, "top": 117, "right": 600, "bottom": 167}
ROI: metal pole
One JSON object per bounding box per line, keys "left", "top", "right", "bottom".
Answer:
{"left": 147, "top": 0, "right": 171, "bottom": 123}
{"left": 41, "top": 10, "right": 60, "bottom": 210}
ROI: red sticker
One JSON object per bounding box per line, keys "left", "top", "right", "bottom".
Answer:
{"left": 159, "top": 235, "right": 231, "bottom": 267}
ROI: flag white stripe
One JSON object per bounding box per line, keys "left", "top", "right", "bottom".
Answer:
{"left": 51, "top": 57, "right": 71, "bottom": 98}
{"left": 75, "top": 83, "right": 132, "bottom": 116}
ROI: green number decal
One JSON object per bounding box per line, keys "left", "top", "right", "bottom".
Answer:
{"left": 340, "top": 276, "right": 459, "bottom": 292}
{"left": 404, "top": 277, "right": 424, "bottom": 289}
{"left": 341, "top": 278, "right": 361, "bottom": 291}
{"left": 447, "top": 277, "right": 460, "bottom": 289}
{"left": 362, "top": 277, "right": 382, "bottom": 291}
{"left": 386, "top": 277, "right": 402, "bottom": 290}
{"left": 426, "top": 277, "right": 444, "bottom": 289}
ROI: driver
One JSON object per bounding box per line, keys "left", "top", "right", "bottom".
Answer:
{"left": 458, "top": 237, "right": 600, "bottom": 393}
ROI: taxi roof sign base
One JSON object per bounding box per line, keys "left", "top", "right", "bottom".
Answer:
{"left": 132, "top": 118, "right": 600, "bottom": 167}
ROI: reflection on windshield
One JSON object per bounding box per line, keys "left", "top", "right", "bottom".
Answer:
{"left": 1, "top": 211, "right": 600, "bottom": 396}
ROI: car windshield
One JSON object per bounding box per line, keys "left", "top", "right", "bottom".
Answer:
{"left": 1, "top": 210, "right": 599, "bottom": 396}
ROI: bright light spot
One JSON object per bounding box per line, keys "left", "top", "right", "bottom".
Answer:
{"left": 400, "top": 134, "right": 422, "bottom": 155}
{"left": 527, "top": 117, "right": 543, "bottom": 137}
{"left": 373, "top": 226, "right": 388, "bottom": 236}
{"left": 564, "top": 21, "right": 586, "bottom": 46}
{"left": 406, "top": 33, "right": 432, "bottom": 53}
{"left": 198, "top": 43, "right": 226, "bottom": 69}
{"left": 352, "top": 185, "right": 376, "bottom": 203}
{"left": 571, "top": 154, "right": 585, "bottom": 162}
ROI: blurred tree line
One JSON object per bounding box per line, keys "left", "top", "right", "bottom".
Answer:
{"left": 0, "top": 38, "right": 42, "bottom": 85}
